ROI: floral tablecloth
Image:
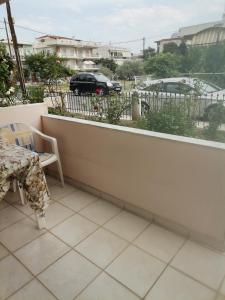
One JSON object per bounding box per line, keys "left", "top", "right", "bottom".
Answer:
{"left": 0, "top": 137, "right": 50, "bottom": 214}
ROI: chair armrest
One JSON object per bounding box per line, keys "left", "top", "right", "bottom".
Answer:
{"left": 30, "top": 126, "right": 58, "bottom": 154}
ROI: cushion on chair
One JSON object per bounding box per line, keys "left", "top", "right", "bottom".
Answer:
{"left": 38, "top": 152, "right": 55, "bottom": 163}
{"left": 0, "top": 123, "right": 35, "bottom": 150}
{"left": 38, "top": 152, "right": 57, "bottom": 168}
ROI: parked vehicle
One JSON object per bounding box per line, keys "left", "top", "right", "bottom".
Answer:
{"left": 111, "top": 81, "right": 122, "bottom": 93}
{"left": 134, "top": 77, "right": 225, "bottom": 116}
{"left": 70, "top": 73, "right": 121, "bottom": 95}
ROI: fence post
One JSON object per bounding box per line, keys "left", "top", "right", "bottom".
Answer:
{"left": 132, "top": 92, "right": 140, "bottom": 120}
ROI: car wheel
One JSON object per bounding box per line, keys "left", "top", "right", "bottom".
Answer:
{"left": 141, "top": 101, "right": 150, "bottom": 116}
{"left": 96, "top": 88, "right": 106, "bottom": 96}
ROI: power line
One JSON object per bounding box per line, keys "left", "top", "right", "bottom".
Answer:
{"left": 0, "top": 19, "right": 175, "bottom": 47}
{"left": 0, "top": 20, "right": 48, "bottom": 35}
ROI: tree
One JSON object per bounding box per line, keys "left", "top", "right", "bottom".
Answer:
{"left": 94, "top": 58, "right": 117, "bottom": 73}
{"left": 163, "top": 42, "right": 180, "bottom": 55}
{"left": 116, "top": 61, "right": 145, "bottom": 80}
{"left": 143, "top": 47, "right": 156, "bottom": 60}
{"left": 163, "top": 41, "right": 188, "bottom": 57}
{"left": 98, "top": 66, "right": 113, "bottom": 79}
{"left": 24, "top": 52, "right": 73, "bottom": 83}
{"left": 0, "top": 43, "right": 14, "bottom": 97}
{"left": 144, "top": 53, "right": 179, "bottom": 78}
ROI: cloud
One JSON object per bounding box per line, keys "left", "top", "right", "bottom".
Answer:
{"left": 1, "top": 0, "right": 225, "bottom": 52}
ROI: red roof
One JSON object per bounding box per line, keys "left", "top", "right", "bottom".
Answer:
{"left": 37, "top": 35, "right": 73, "bottom": 40}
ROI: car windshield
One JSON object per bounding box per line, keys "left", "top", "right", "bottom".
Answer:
{"left": 95, "top": 74, "right": 110, "bottom": 82}
{"left": 199, "top": 81, "right": 221, "bottom": 94}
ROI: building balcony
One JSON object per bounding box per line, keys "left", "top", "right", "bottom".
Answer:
{"left": 0, "top": 103, "right": 225, "bottom": 299}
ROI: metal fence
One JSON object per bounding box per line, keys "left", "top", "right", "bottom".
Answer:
{"left": 46, "top": 91, "right": 225, "bottom": 123}
{"left": 64, "top": 92, "right": 132, "bottom": 120}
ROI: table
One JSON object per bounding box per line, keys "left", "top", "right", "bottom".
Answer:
{"left": 0, "top": 137, "right": 50, "bottom": 228}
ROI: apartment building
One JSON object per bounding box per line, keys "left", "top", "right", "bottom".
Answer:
{"left": 94, "top": 45, "right": 132, "bottom": 65}
{"left": 156, "top": 13, "right": 225, "bottom": 52}
{"left": 1, "top": 35, "right": 132, "bottom": 71}
{"left": 33, "top": 35, "right": 100, "bottom": 71}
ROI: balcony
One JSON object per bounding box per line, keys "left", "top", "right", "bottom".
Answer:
{"left": 0, "top": 103, "right": 225, "bottom": 299}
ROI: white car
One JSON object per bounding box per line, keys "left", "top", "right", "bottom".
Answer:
{"left": 134, "top": 77, "right": 225, "bottom": 117}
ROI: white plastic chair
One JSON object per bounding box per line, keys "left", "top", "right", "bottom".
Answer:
{"left": 0, "top": 123, "right": 64, "bottom": 206}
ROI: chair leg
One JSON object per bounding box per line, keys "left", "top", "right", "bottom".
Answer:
{"left": 11, "top": 179, "right": 17, "bottom": 193}
{"left": 56, "top": 160, "right": 64, "bottom": 187}
{"left": 35, "top": 212, "right": 47, "bottom": 229}
{"left": 18, "top": 182, "right": 26, "bottom": 205}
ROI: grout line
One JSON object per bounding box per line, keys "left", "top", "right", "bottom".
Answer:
{"left": 1, "top": 180, "right": 223, "bottom": 299}
{"left": 4, "top": 277, "right": 35, "bottom": 300}
{"left": 170, "top": 264, "right": 218, "bottom": 294}
{"left": 0, "top": 205, "right": 28, "bottom": 233}
{"left": 74, "top": 218, "right": 154, "bottom": 299}
{"left": 56, "top": 195, "right": 99, "bottom": 213}
{"left": 141, "top": 237, "right": 188, "bottom": 299}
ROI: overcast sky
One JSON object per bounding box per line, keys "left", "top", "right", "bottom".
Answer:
{"left": 0, "top": 0, "right": 224, "bottom": 53}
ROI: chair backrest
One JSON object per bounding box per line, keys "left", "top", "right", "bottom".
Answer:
{"left": 0, "top": 123, "right": 35, "bottom": 151}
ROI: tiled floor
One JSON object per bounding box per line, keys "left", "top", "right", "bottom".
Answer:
{"left": 0, "top": 177, "right": 225, "bottom": 300}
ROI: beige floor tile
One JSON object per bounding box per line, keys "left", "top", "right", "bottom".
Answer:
{"left": 0, "top": 255, "right": 33, "bottom": 299}
{"left": 106, "top": 245, "right": 165, "bottom": 298}
{"left": 145, "top": 267, "right": 216, "bottom": 300}
{"left": 0, "top": 218, "right": 46, "bottom": 251}
{"left": 31, "top": 202, "right": 74, "bottom": 229}
{"left": 76, "top": 272, "right": 140, "bottom": 300}
{"left": 0, "top": 200, "right": 9, "bottom": 210}
{"left": 12, "top": 203, "right": 34, "bottom": 216}
{"left": 171, "top": 241, "right": 225, "bottom": 290}
{"left": 0, "top": 206, "right": 25, "bottom": 231}
{"left": 76, "top": 228, "right": 127, "bottom": 268}
{"left": 46, "top": 175, "right": 61, "bottom": 187}
{"left": 14, "top": 232, "right": 69, "bottom": 275}
{"left": 4, "top": 191, "right": 20, "bottom": 204}
{"left": 8, "top": 279, "right": 57, "bottom": 300}
{"left": 219, "top": 276, "right": 225, "bottom": 296}
{"left": 104, "top": 211, "right": 149, "bottom": 242}
{"left": 49, "top": 184, "right": 76, "bottom": 201}
{"left": 216, "top": 294, "right": 225, "bottom": 300}
{"left": 51, "top": 214, "right": 98, "bottom": 247}
{"left": 0, "top": 243, "right": 9, "bottom": 260}
{"left": 79, "top": 200, "right": 121, "bottom": 225}
{"left": 134, "top": 224, "right": 186, "bottom": 263}
{"left": 59, "top": 190, "right": 98, "bottom": 212}
{"left": 38, "top": 250, "right": 100, "bottom": 300}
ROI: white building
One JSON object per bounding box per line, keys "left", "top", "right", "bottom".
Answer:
{"left": 156, "top": 14, "right": 225, "bottom": 52}
{"left": 34, "top": 35, "right": 100, "bottom": 71}
{"left": 1, "top": 39, "right": 33, "bottom": 61}
{"left": 94, "top": 45, "right": 132, "bottom": 65}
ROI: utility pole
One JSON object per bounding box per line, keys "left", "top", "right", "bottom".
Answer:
{"left": 5, "top": 0, "right": 26, "bottom": 95}
{"left": 4, "top": 18, "right": 12, "bottom": 58}
{"left": 142, "top": 37, "right": 146, "bottom": 59}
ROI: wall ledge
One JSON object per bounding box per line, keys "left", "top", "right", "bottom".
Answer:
{"left": 42, "top": 114, "right": 225, "bottom": 150}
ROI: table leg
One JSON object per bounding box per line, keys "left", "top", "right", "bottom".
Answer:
{"left": 35, "top": 212, "right": 47, "bottom": 229}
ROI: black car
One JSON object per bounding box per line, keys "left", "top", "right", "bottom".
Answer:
{"left": 70, "top": 73, "right": 121, "bottom": 95}
{"left": 111, "top": 81, "right": 122, "bottom": 93}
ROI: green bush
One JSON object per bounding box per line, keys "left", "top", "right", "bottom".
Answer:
{"left": 137, "top": 100, "right": 197, "bottom": 137}
{"left": 27, "top": 85, "right": 45, "bottom": 103}
{"left": 90, "top": 95, "right": 130, "bottom": 125}
{"left": 203, "top": 102, "right": 225, "bottom": 140}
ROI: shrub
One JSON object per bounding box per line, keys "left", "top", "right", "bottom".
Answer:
{"left": 90, "top": 95, "right": 130, "bottom": 124}
{"left": 144, "top": 53, "right": 180, "bottom": 78}
{"left": 0, "top": 43, "right": 15, "bottom": 106}
{"left": 27, "top": 85, "right": 45, "bottom": 103}
{"left": 203, "top": 102, "right": 225, "bottom": 139}
{"left": 137, "top": 100, "right": 197, "bottom": 137}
